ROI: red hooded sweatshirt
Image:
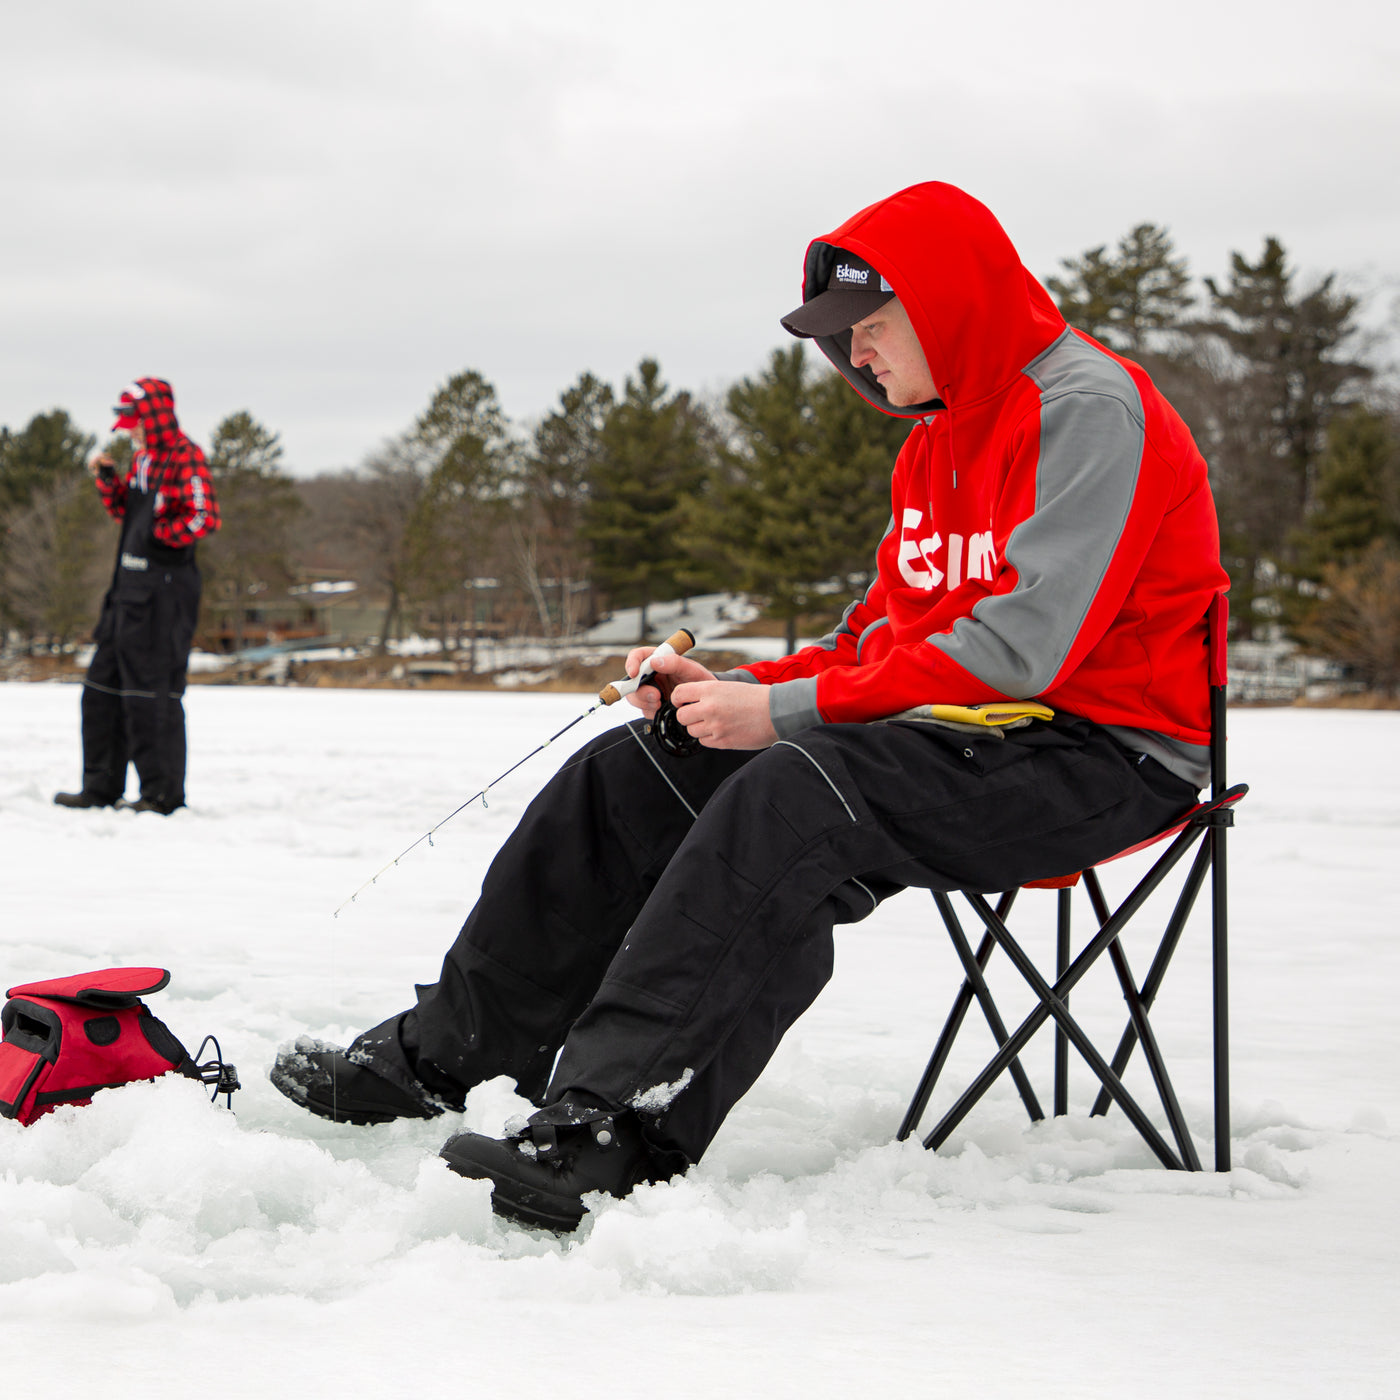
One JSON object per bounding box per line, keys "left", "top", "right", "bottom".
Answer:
{"left": 737, "top": 183, "right": 1229, "bottom": 789}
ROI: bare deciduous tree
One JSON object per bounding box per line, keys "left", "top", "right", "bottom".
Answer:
{"left": 1295, "top": 542, "right": 1400, "bottom": 695}
{"left": 2, "top": 476, "right": 110, "bottom": 647}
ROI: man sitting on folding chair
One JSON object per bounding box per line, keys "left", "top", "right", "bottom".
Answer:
{"left": 273, "top": 181, "right": 1230, "bottom": 1231}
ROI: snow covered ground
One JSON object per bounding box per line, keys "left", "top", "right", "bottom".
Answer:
{"left": 2, "top": 681, "right": 1397, "bottom": 1398}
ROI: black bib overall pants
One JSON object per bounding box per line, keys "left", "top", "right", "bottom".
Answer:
{"left": 79, "top": 481, "right": 202, "bottom": 809}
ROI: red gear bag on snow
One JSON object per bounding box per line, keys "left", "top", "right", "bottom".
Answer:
{"left": 0, "top": 967, "right": 235, "bottom": 1125}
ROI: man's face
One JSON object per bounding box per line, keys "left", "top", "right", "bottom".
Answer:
{"left": 849, "top": 298, "right": 936, "bottom": 407}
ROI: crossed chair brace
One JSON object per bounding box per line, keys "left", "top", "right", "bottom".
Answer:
{"left": 898, "top": 592, "right": 1245, "bottom": 1172}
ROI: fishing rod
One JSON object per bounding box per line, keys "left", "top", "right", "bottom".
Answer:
{"left": 333, "top": 627, "right": 696, "bottom": 916}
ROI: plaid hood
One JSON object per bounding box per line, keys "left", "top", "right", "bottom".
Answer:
{"left": 114, "top": 377, "right": 185, "bottom": 453}
{"left": 98, "top": 377, "right": 220, "bottom": 549}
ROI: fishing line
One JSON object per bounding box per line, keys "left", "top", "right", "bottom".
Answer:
{"left": 333, "top": 628, "right": 696, "bottom": 916}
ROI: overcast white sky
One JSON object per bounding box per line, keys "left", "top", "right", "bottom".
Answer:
{"left": 2, "top": 0, "right": 1397, "bottom": 474}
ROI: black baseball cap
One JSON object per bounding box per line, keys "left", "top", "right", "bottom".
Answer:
{"left": 781, "top": 251, "right": 895, "bottom": 338}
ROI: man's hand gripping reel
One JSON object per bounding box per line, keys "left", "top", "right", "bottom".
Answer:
{"left": 597, "top": 627, "right": 700, "bottom": 757}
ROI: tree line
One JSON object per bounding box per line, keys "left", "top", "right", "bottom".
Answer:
{"left": 0, "top": 355, "right": 910, "bottom": 659}
{"left": 3, "top": 224, "right": 1398, "bottom": 690}
{"left": 1048, "top": 226, "right": 1400, "bottom": 692}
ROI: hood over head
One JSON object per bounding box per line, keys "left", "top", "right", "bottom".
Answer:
{"left": 785, "top": 182, "right": 1065, "bottom": 418}
{"left": 111, "top": 377, "right": 183, "bottom": 450}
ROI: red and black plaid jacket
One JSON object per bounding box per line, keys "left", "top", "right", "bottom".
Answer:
{"left": 96, "top": 377, "right": 221, "bottom": 548}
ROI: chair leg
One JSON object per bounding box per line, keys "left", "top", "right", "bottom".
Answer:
{"left": 897, "top": 928, "right": 995, "bottom": 1142}
{"left": 897, "top": 891, "right": 1043, "bottom": 1141}
{"left": 942, "top": 898, "right": 1046, "bottom": 1125}
{"left": 1089, "top": 841, "right": 1212, "bottom": 1117}
{"left": 1212, "top": 823, "right": 1231, "bottom": 1172}
{"left": 961, "top": 891, "right": 1187, "bottom": 1169}
{"left": 1054, "top": 887, "right": 1071, "bottom": 1116}
{"left": 920, "top": 830, "right": 1207, "bottom": 1167}
{"left": 920, "top": 956, "right": 1185, "bottom": 1168}
{"left": 1099, "top": 903, "right": 1203, "bottom": 1171}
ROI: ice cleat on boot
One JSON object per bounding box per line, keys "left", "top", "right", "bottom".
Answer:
{"left": 440, "top": 1095, "right": 660, "bottom": 1232}
{"left": 270, "top": 1036, "right": 445, "bottom": 1125}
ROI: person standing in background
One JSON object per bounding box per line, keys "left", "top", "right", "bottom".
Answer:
{"left": 54, "top": 377, "right": 220, "bottom": 815}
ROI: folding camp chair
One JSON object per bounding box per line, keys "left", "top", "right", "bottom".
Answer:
{"left": 897, "top": 592, "right": 1245, "bottom": 1172}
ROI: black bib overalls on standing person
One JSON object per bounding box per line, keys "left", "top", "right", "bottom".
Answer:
{"left": 79, "top": 468, "right": 202, "bottom": 811}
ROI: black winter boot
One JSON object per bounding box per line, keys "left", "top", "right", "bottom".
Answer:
{"left": 118, "top": 796, "right": 183, "bottom": 814}
{"left": 270, "top": 1037, "right": 447, "bottom": 1124}
{"left": 440, "top": 1096, "right": 662, "bottom": 1232}
{"left": 54, "top": 790, "right": 118, "bottom": 809}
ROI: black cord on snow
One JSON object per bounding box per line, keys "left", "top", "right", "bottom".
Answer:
{"left": 194, "top": 1034, "right": 241, "bottom": 1109}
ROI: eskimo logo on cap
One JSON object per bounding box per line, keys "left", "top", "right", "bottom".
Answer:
{"left": 834, "top": 263, "right": 894, "bottom": 292}
{"left": 780, "top": 247, "right": 897, "bottom": 340}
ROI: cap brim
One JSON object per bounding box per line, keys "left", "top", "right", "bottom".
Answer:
{"left": 112, "top": 414, "right": 138, "bottom": 431}
{"left": 781, "top": 287, "right": 895, "bottom": 339}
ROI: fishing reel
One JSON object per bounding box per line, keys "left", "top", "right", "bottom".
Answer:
{"left": 640, "top": 675, "right": 700, "bottom": 757}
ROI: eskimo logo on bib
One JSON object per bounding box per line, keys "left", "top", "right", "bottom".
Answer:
{"left": 896, "top": 509, "right": 996, "bottom": 590}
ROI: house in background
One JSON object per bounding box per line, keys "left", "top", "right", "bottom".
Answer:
{"left": 199, "top": 576, "right": 509, "bottom": 654}
{"left": 200, "top": 578, "right": 384, "bottom": 653}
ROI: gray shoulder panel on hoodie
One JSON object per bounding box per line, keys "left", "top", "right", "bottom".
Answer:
{"left": 935, "top": 332, "right": 1147, "bottom": 696}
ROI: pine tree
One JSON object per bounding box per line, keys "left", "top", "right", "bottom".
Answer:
{"left": 705, "top": 346, "right": 909, "bottom": 651}
{"left": 808, "top": 364, "right": 913, "bottom": 589}
{"left": 0, "top": 410, "right": 100, "bottom": 642}
{"left": 1295, "top": 405, "right": 1400, "bottom": 572}
{"left": 402, "top": 371, "right": 514, "bottom": 651}
{"left": 202, "top": 412, "right": 303, "bottom": 653}
{"left": 0, "top": 409, "right": 93, "bottom": 512}
{"left": 583, "top": 359, "right": 714, "bottom": 642}
{"left": 1046, "top": 244, "right": 1119, "bottom": 344}
{"left": 516, "top": 372, "right": 613, "bottom": 640}
{"left": 1200, "top": 238, "right": 1371, "bottom": 633}
{"left": 705, "top": 346, "right": 823, "bottom": 651}
{"left": 1047, "top": 223, "right": 1193, "bottom": 353}
{"left": 1285, "top": 405, "right": 1400, "bottom": 686}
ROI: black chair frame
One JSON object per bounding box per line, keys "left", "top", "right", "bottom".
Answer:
{"left": 897, "top": 594, "right": 1245, "bottom": 1172}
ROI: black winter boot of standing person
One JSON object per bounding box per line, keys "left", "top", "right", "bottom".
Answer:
{"left": 440, "top": 1095, "right": 664, "bottom": 1232}
{"left": 119, "top": 796, "right": 182, "bottom": 814}
{"left": 53, "top": 790, "right": 119, "bottom": 809}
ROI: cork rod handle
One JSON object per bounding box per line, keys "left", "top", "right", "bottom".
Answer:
{"left": 598, "top": 628, "right": 696, "bottom": 705}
